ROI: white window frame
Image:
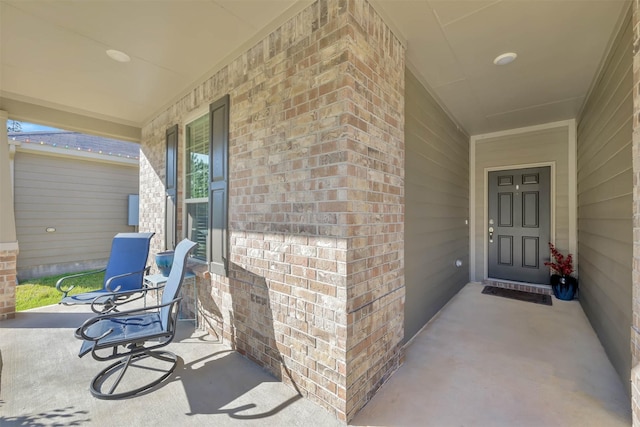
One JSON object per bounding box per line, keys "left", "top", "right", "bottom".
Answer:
{"left": 183, "top": 107, "right": 209, "bottom": 263}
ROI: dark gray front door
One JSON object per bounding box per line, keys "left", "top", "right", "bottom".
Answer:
{"left": 488, "top": 166, "right": 550, "bottom": 284}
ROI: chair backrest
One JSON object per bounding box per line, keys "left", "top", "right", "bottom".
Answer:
{"left": 160, "top": 239, "right": 197, "bottom": 330}
{"left": 103, "top": 232, "right": 155, "bottom": 292}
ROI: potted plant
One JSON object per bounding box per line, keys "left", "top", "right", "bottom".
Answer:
{"left": 155, "top": 250, "right": 175, "bottom": 277}
{"left": 545, "top": 242, "right": 577, "bottom": 300}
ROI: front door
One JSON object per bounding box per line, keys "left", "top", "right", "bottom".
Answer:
{"left": 488, "top": 166, "right": 550, "bottom": 284}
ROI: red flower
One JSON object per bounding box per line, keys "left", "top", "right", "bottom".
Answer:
{"left": 544, "top": 242, "right": 573, "bottom": 276}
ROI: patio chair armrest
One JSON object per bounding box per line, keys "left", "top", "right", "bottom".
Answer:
{"left": 77, "top": 322, "right": 114, "bottom": 342}
{"left": 55, "top": 268, "right": 106, "bottom": 298}
{"left": 77, "top": 297, "right": 183, "bottom": 342}
{"left": 104, "top": 266, "right": 151, "bottom": 292}
{"left": 89, "top": 283, "right": 163, "bottom": 314}
{"left": 89, "top": 282, "right": 166, "bottom": 313}
{"left": 93, "top": 297, "right": 181, "bottom": 321}
{"left": 89, "top": 288, "right": 143, "bottom": 314}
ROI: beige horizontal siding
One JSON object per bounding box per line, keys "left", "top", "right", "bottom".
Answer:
{"left": 578, "top": 17, "right": 632, "bottom": 140}
{"left": 474, "top": 126, "right": 570, "bottom": 280}
{"left": 576, "top": 7, "right": 632, "bottom": 394}
{"left": 404, "top": 69, "right": 469, "bottom": 342}
{"left": 14, "top": 151, "right": 139, "bottom": 278}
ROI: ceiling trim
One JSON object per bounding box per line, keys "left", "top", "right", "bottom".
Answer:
{"left": 1, "top": 95, "right": 141, "bottom": 142}
{"left": 483, "top": 96, "right": 584, "bottom": 120}
{"left": 471, "top": 119, "right": 573, "bottom": 143}
{"left": 142, "top": 0, "right": 315, "bottom": 126}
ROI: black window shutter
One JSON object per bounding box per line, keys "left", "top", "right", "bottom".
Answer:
{"left": 165, "top": 124, "right": 178, "bottom": 250}
{"left": 209, "top": 95, "right": 229, "bottom": 276}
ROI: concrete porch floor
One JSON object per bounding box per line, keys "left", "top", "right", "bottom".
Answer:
{"left": 352, "top": 283, "right": 631, "bottom": 426}
{"left": 0, "top": 282, "right": 632, "bottom": 426}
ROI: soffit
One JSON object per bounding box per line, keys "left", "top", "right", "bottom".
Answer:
{"left": 0, "top": 0, "right": 631, "bottom": 136}
{"left": 0, "top": 0, "right": 301, "bottom": 130}
{"left": 376, "top": 0, "right": 630, "bottom": 135}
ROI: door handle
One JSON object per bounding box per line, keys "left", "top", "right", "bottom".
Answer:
{"left": 489, "top": 226, "right": 494, "bottom": 243}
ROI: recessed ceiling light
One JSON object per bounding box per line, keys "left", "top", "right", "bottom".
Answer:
{"left": 106, "top": 49, "right": 131, "bottom": 63}
{"left": 493, "top": 52, "right": 517, "bottom": 66}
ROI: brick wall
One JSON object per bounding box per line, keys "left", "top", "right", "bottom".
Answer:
{"left": 342, "top": 0, "right": 405, "bottom": 419}
{"left": 633, "top": 1, "right": 640, "bottom": 424}
{"left": 139, "top": 0, "right": 404, "bottom": 421}
{"left": 0, "top": 249, "right": 18, "bottom": 320}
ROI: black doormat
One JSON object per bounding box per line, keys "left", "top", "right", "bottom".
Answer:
{"left": 481, "top": 285, "right": 552, "bottom": 306}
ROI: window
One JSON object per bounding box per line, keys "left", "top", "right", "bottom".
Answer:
{"left": 182, "top": 95, "right": 229, "bottom": 275}
{"left": 185, "top": 114, "right": 209, "bottom": 261}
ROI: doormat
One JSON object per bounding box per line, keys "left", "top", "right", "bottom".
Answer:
{"left": 481, "top": 285, "right": 552, "bottom": 306}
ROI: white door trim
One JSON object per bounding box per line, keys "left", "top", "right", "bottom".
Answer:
{"left": 469, "top": 119, "right": 577, "bottom": 282}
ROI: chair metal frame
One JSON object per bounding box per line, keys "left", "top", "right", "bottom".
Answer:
{"left": 56, "top": 232, "right": 154, "bottom": 313}
{"left": 75, "top": 238, "right": 197, "bottom": 399}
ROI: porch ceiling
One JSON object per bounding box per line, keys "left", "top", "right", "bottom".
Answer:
{"left": 0, "top": 0, "right": 630, "bottom": 136}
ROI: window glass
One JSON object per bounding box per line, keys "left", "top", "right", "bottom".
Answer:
{"left": 185, "top": 114, "right": 209, "bottom": 260}
{"left": 186, "top": 115, "right": 209, "bottom": 199}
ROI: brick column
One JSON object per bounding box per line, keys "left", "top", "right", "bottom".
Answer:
{"left": 0, "top": 110, "right": 19, "bottom": 320}
{"left": 342, "top": 1, "right": 405, "bottom": 420}
{"left": 139, "top": 0, "right": 404, "bottom": 421}
{"left": 0, "top": 249, "right": 18, "bottom": 320}
{"left": 632, "top": 0, "right": 640, "bottom": 423}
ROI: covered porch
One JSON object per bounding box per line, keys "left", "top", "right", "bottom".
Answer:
{"left": 1, "top": 0, "right": 640, "bottom": 423}
{"left": 0, "top": 283, "right": 629, "bottom": 425}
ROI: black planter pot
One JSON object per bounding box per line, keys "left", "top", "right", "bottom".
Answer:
{"left": 550, "top": 274, "right": 578, "bottom": 301}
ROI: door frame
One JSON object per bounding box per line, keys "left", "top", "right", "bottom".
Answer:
{"left": 484, "top": 163, "right": 555, "bottom": 282}
{"left": 469, "top": 119, "right": 577, "bottom": 283}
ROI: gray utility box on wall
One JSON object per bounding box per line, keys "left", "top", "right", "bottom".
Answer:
{"left": 128, "top": 194, "right": 139, "bottom": 226}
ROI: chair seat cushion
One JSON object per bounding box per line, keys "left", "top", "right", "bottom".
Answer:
{"left": 78, "top": 312, "right": 166, "bottom": 357}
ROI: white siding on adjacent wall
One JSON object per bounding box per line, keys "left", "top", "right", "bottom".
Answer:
{"left": 14, "top": 151, "right": 139, "bottom": 279}
{"left": 404, "top": 69, "right": 470, "bottom": 342}
{"left": 577, "top": 7, "right": 632, "bottom": 392}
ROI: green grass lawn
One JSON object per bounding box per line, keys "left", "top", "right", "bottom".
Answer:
{"left": 16, "top": 270, "right": 105, "bottom": 311}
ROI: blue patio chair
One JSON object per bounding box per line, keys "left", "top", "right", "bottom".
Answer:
{"left": 56, "top": 232, "right": 154, "bottom": 313}
{"left": 75, "top": 238, "right": 197, "bottom": 399}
